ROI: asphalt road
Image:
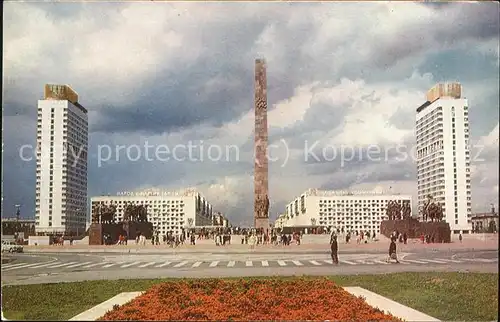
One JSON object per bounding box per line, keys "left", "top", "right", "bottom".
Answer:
{"left": 1, "top": 249, "right": 497, "bottom": 286}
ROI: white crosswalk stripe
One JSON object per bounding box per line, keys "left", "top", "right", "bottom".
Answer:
{"left": 6, "top": 257, "right": 496, "bottom": 272}
{"left": 435, "top": 258, "right": 463, "bottom": 263}
{"left": 26, "top": 261, "right": 60, "bottom": 269}
{"left": 2, "top": 262, "right": 29, "bottom": 269}
{"left": 3, "top": 262, "right": 53, "bottom": 271}
{"left": 424, "top": 259, "right": 448, "bottom": 264}
{"left": 173, "top": 261, "right": 188, "bottom": 268}
{"left": 155, "top": 262, "right": 171, "bottom": 268}
{"left": 402, "top": 259, "right": 428, "bottom": 264}
{"left": 121, "top": 261, "right": 141, "bottom": 268}
{"left": 340, "top": 260, "right": 357, "bottom": 265}
{"left": 48, "top": 262, "right": 78, "bottom": 268}
{"left": 65, "top": 261, "right": 93, "bottom": 268}
{"left": 192, "top": 261, "right": 203, "bottom": 268}
{"left": 459, "top": 258, "right": 496, "bottom": 263}
{"left": 83, "top": 262, "right": 107, "bottom": 268}
{"left": 2, "top": 263, "right": 26, "bottom": 270}
{"left": 102, "top": 262, "right": 119, "bottom": 268}
{"left": 138, "top": 262, "right": 156, "bottom": 268}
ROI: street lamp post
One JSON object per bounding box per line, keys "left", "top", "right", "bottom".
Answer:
{"left": 74, "top": 208, "right": 84, "bottom": 238}
{"left": 15, "top": 204, "right": 21, "bottom": 243}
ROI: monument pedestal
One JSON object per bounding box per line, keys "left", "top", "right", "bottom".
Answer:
{"left": 380, "top": 219, "right": 451, "bottom": 243}
{"left": 88, "top": 223, "right": 123, "bottom": 245}
{"left": 254, "top": 218, "right": 270, "bottom": 234}
{"left": 89, "top": 223, "right": 103, "bottom": 245}
{"left": 122, "top": 221, "right": 153, "bottom": 240}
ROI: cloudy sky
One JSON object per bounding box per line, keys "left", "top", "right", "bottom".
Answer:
{"left": 3, "top": 2, "right": 499, "bottom": 226}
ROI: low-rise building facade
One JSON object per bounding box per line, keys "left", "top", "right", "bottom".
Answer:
{"left": 273, "top": 213, "right": 287, "bottom": 230}
{"left": 211, "top": 212, "right": 230, "bottom": 228}
{"left": 91, "top": 188, "right": 214, "bottom": 236}
{"left": 1, "top": 218, "right": 37, "bottom": 239}
{"left": 283, "top": 189, "right": 413, "bottom": 233}
{"left": 471, "top": 206, "right": 498, "bottom": 233}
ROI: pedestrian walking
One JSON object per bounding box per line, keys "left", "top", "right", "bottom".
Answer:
{"left": 459, "top": 233, "right": 463, "bottom": 243}
{"left": 386, "top": 239, "right": 400, "bottom": 263}
{"left": 330, "top": 234, "right": 339, "bottom": 265}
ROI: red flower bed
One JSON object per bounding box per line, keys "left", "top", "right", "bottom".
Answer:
{"left": 100, "top": 278, "right": 401, "bottom": 321}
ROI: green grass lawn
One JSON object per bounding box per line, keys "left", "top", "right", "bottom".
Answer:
{"left": 2, "top": 272, "right": 498, "bottom": 321}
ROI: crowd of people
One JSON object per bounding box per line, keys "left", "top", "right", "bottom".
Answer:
{"left": 104, "top": 226, "right": 385, "bottom": 249}
{"left": 239, "top": 230, "right": 302, "bottom": 247}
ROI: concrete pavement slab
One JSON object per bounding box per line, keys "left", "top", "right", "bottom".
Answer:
{"left": 23, "top": 238, "right": 498, "bottom": 255}
{"left": 344, "top": 287, "right": 440, "bottom": 322}
{"left": 69, "top": 292, "right": 144, "bottom": 321}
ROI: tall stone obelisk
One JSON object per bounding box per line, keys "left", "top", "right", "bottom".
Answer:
{"left": 254, "top": 59, "right": 270, "bottom": 233}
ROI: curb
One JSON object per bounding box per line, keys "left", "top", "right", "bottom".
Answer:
{"left": 23, "top": 246, "right": 497, "bottom": 255}
{"left": 69, "top": 292, "right": 144, "bottom": 321}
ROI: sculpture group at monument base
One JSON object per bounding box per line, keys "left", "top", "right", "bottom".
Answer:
{"left": 380, "top": 218, "right": 451, "bottom": 243}
{"left": 254, "top": 218, "right": 270, "bottom": 234}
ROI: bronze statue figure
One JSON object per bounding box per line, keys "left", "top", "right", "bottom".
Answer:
{"left": 123, "top": 204, "right": 149, "bottom": 223}
{"left": 91, "top": 204, "right": 117, "bottom": 224}
{"left": 386, "top": 200, "right": 402, "bottom": 220}
{"left": 402, "top": 201, "right": 411, "bottom": 219}
{"left": 420, "top": 195, "right": 444, "bottom": 222}
{"left": 255, "top": 195, "right": 269, "bottom": 219}
{"left": 263, "top": 195, "right": 269, "bottom": 218}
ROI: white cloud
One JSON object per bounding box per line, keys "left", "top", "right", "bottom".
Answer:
{"left": 268, "top": 83, "right": 318, "bottom": 129}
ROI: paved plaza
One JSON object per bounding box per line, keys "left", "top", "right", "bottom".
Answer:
{"left": 19, "top": 233, "right": 499, "bottom": 254}
{"left": 2, "top": 234, "right": 497, "bottom": 286}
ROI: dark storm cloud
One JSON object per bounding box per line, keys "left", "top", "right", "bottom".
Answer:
{"left": 267, "top": 95, "right": 352, "bottom": 151}
{"left": 318, "top": 160, "right": 416, "bottom": 191}
{"left": 2, "top": 118, "right": 36, "bottom": 218}
{"left": 91, "top": 69, "right": 249, "bottom": 134}
{"left": 90, "top": 17, "right": 294, "bottom": 135}
{"left": 88, "top": 155, "right": 188, "bottom": 196}
{"left": 444, "top": 3, "right": 500, "bottom": 40}
{"left": 3, "top": 100, "right": 36, "bottom": 118}
{"left": 370, "top": 3, "right": 499, "bottom": 68}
